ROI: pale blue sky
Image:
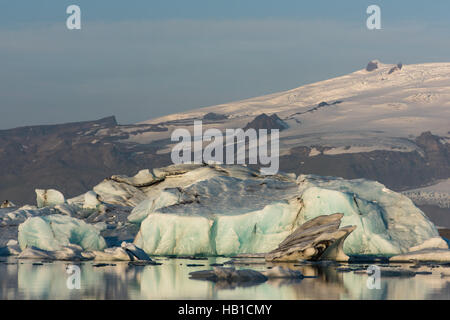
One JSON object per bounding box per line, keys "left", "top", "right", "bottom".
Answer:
{"left": 1, "top": 1, "right": 449, "bottom": 128}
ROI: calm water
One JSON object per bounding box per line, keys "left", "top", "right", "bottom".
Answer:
{"left": 1, "top": 256, "right": 449, "bottom": 300}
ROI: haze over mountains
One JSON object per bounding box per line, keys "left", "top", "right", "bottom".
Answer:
{"left": 1, "top": 61, "right": 449, "bottom": 220}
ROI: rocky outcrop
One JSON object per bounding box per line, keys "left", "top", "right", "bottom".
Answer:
{"left": 0, "top": 200, "right": 15, "bottom": 208}
{"left": 265, "top": 213, "right": 356, "bottom": 262}
{"left": 202, "top": 112, "right": 228, "bottom": 121}
{"left": 366, "top": 60, "right": 379, "bottom": 71}
{"left": 243, "top": 113, "right": 289, "bottom": 131}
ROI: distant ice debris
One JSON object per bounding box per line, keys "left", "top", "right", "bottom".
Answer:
{"left": 0, "top": 239, "right": 20, "bottom": 256}
{"left": 83, "top": 191, "right": 102, "bottom": 209}
{"left": 36, "top": 189, "right": 65, "bottom": 208}
{"left": 1, "top": 200, "right": 15, "bottom": 208}
{"left": 390, "top": 248, "right": 450, "bottom": 263}
{"left": 18, "top": 244, "right": 91, "bottom": 261}
{"left": 408, "top": 237, "right": 449, "bottom": 252}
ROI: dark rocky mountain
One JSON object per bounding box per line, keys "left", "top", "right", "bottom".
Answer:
{"left": 0, "top": 116, "right": 448, "bottom": 213}
{"left": 0, "top": 117, "right": 170, "bottom": 205}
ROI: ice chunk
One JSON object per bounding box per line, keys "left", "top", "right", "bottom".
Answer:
{"left": 83, "top": 191, "right": 102, "bottom": 209}
{"left": 93, "top": 179, "right": 147, "bottom": 206}
{"left": 36, "top": 189, "right": 65, "bottom": 208}
{"left": 265, "top": 213, "right": 356, "bottom": 262}
{"left": 390, "top": 249, "right": 450, "bottom": 262}
{"left": 1, "top": 200, "right": 15, "bottom": 208}
{"left": 92, "top": 243, "right": 152, "bottom": 261}
{"left": 18, "top": 214, "right": 106, "bottom": 252}
{"left": 92, "top": 247, "right": 131, "bottom": 261}
{"left": 121, "top": 242, "right": 151, "bottom": 261}
{"left": 408, "top": 237, "right": 448, "bottom": 252}
{"left": 111, "top": 169, "right": 160, "bottom": 187}
{"left": 18, "top": 244, "right": 91, "bottom": 261}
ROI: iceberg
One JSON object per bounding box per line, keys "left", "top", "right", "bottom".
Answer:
{"left": 18, "top": 214, "right": 107, "bottom": 252}
{"left": 4, "top": 163, "right": 444, "bottom": 261}
{"left": 129, "top": 164, "right": 442, "bottom": 257}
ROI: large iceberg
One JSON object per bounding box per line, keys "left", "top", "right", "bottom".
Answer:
{"left": 3, "top": 163, "right": 445, "bottom": 260}
{"left": 127, "top": 164, "right": 441, "bottom": 256}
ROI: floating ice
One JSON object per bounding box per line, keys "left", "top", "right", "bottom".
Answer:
{"left": 131, "top": 164, "right": 441, "bottom": 257}
{"left": 390, "top": 249, "right": 450, "bottom": 262}
{"left": 18, "top": 214, "right": 106, "bottom": 252}
{"left": 265, "top": 213, "right": 356, "bottom": 262}
{"left": 36, "top": 189, "right": 65, "bottom": 208}
{"left": 18, "top": 244, "right": 91, "bottom": 261}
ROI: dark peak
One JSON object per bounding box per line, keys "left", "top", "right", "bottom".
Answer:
{"left": 202, "top": 112, "right": 228, "bottom": 121}
{"left": 96, "top": 116, "right": 118, "bottom": 126}
{"left": 244, "top": 113, "right": 289, "bottom": 131}
{"left": 366, "top": 60, "right": 379, "bottom": 72}
{"left": 388, "top": 62, "right": 403, "bottom": 75}
{"left": 415, "top": 131, "right": 446, "bottom": 152}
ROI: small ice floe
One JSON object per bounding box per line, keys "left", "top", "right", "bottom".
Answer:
{"left": 36, "top": 189, "right": 65, "bottom": 208}
{"left": 0, "top": 200, "right": 15, "bottom": 208}
{"left": 389, "top": 238, "right": 450, "bottom": 263}
{"left": 0, "top": 240, "right": 21, "bottom": 257}
{"left": 92, "top": 242, "right": 153, "bottom": 262}
{"left": 190, "top": 266, "right": 304, "bottom": 286}
{"left": 189, "top": 267, "right": 268, "bottom": 284}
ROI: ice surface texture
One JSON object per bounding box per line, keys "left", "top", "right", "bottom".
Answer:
{"left": 127, "top": 164, "right": 440, "bottom": 256}
{"left": 18, "top": 214, "right": 106, "bottom": 251}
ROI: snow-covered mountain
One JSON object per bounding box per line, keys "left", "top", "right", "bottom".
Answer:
{"left": 1, "top": 61, "right": 449, "bottom": 206}
{"left": 131, "top": 61, "right": 450, "bottom": 155}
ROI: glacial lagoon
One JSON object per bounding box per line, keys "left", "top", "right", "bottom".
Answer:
{"left": 1, "top": 257, "right": 449, "bottom": 300}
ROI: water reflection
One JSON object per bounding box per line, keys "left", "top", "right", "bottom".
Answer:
{"left": 0, "top": 257, "right": 449, "bottom": 300}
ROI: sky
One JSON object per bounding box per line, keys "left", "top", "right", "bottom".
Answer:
{"left": 1, "top": 0, "right": 450, "bottom": 129}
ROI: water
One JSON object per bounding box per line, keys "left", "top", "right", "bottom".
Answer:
{"left": 1, "top": 257, "right": 449, "bottom": 300}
